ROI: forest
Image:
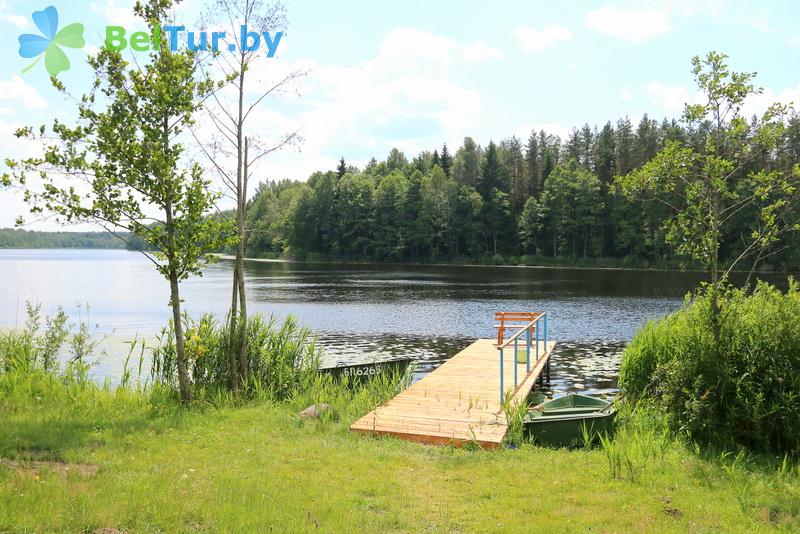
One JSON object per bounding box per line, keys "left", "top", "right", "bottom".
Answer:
{"left": 242, "top": 112, "right": 800, "bottom": 270}
{"left": 0, "top": 228, "right": 125, "bottom": 249}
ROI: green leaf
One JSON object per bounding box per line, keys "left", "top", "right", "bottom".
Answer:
{"left": 44, "top": 44, "right": 70, "bottom": 77}
{"left": 54, "top": 23, "right": 85, "bottom": 48}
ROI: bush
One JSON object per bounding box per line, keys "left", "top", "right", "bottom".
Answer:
{"left": 151, "top": 313, "right": 321, "bottom": 400}
{"left": 620, "top": 281, "right": 800, "bottom": 453}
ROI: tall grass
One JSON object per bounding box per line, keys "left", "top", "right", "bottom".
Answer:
{"left": 620, "top": 280, "right": 800, "bottom": 454}
{"left": 501, "top": 393, "right": 530, "bottom": 447}
{"left": 1, "top": 303, "right": 405, "bottom": 419}
{"left": 0, "top": 303, "right": 100, "bottom": 379}
{"left": 150, "top": 313, "right": 321, "bottom": 402}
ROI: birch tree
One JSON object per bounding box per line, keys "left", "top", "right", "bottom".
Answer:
{"left": 618, "top": 52, "right": 800, "bottom": 286}
{"left": 195, "top": 0, "right": 305, "bottom": 390}
{"left": 3, "top": 0, "right": 232, "bottom": 402}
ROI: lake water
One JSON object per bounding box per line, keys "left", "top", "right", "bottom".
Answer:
{"left": 0, "top": 249, "right": 790, "bottom": 396}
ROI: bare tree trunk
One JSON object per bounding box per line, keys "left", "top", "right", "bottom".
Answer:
{"left": 709, "top": 193, "right": 722, "bottom": 343}
{"left": 228, "top": 56, "right": 248, "bottom": 389}
{"left": 237, "top": 137, "right": 250, "bottom": 380}
{"left": 227, "top": 263, "right": 240, "bottom": 391}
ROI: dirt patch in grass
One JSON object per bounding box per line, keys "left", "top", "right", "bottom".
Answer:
{"left": 1, "top": 459, "right": 98, "bottom": 478}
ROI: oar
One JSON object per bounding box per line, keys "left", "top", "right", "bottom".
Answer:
{"left": 600, "top": 393, "right": 623, "bottom": 413}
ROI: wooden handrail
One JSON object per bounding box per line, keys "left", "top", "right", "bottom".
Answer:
{"left": 495, "top": 317, "right": 540, "bottom": 349}
{"left": 494, "top": 312, "right": 543, "bottom": 347}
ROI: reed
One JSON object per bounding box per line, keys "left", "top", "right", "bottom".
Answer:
{"left": 150, "top": 313, "right": 322, "bottom": 402}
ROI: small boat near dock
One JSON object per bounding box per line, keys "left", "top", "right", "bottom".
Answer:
{"left": 524, "top": 393, "right": 616, "bottom": 448}
{"left": 318, "top": 357, "right": 413, "bottom": 383}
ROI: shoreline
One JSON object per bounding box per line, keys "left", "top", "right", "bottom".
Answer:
{"left": 212, "top": 253, "right": 699, "bottom": 273}
{"left": 213, "top": 253, "right": 761, "bottom": 275}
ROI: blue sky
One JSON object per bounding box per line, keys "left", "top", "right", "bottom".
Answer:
{"left": 1, "top": 0, "right": 800, "bottom": 229}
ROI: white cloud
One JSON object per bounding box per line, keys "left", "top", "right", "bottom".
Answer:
{"left": 460, "top": 41, "right": 504, "bottom": 63}
{"left": 192, "top": 26, "right": 485, "bottom": 189}
{"left": 90, "top": 0, "right": 143, "bottom": 29}
{"left": 646, "top": 81, "right": 693, "bottom": 114}
{"left": 644, "top": 80, "right": 800, "bottom": 119}
{"left": 515, "top": 24, "right": 573, "bottom": 54}
{"left": 0, "top": 75, "right": 47, "bottom": 109}
{"left": 740, "top": 85, "right": 800, "bottom": 118}
{"left": 3, "top": 14, "right": 28, "bottom": 27}
{"left": 585, "top": 5, "right": 671, "bottom": 43}
{"left": 620, "top": 88, "right": 632, "bottom": 100}
{"left": 377, "top": 27, "right": 457, "bottom": 66}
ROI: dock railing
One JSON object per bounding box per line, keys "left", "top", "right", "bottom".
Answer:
{"left": 494, "top": 311, "right": 548, "bottom": 403}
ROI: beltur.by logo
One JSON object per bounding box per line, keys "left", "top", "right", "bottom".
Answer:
{"left": 17, "top": 5, "right": 85, "bottom": 77}
{"left": 106, "top": 25, "right": 284, "bottom": 57}
{"left": 16, "top": 4, "right": 284, "bottom": 78}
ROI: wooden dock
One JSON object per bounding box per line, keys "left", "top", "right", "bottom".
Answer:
{"left": 350, "top": 338, "right": 556, "bottom": 448}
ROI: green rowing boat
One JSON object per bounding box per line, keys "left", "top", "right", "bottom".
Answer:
{"left": 523, "top": 394, "right": 616, "bottom": 448}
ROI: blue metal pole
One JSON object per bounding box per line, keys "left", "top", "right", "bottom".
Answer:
{"left": 513, "top": 336, "right": 518, "bottom": 387}
{"left": 526, "top": 325, "right": 531, "bottom": 373}
{"left": 544, "top": 313, "right": 548, "bottom": 352}
{"left": 499, "top": 347, "right": 504, "bottom": 403}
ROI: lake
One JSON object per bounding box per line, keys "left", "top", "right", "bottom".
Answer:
{"left": 1, "top": 249, "right": 790, "bottom": 396}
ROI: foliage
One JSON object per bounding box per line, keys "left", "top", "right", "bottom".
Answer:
{"left": 619, "top": 281, "right": 800, "bottom": 454}
{"left": 617, "top": 52, "right": 800, "bottom": 285}
{"left": 238, "top": 53, "right": 800, "bottom": 271}
{"left": 0, "top": 228, "right": 125, "bottom": 249}
{"left": 3, "top": 0, "right": 236, "bottom": 401}
{"left": 151, "top": 313, "right": 321, "bottom": 401}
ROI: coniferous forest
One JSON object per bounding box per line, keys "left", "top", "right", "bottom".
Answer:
{"left": 241, "top": 113, "right": 800, "bottom": 270}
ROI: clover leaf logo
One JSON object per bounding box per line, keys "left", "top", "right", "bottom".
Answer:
{"left": 18, "top": 5, "right": 85, "bottom": 77}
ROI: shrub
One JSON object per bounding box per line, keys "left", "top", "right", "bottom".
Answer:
{"left": 620, "top": 281, "right": 800, "bottom": 454}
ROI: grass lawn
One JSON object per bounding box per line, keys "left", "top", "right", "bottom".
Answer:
{"left": 1, "top": 375, "right": 799, "bottom": 533}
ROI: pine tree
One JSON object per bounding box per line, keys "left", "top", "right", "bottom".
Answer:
{"left": 477, "top": 141, "right": 502, "bottom": 200}
{"left": 503, "top": 136, "right": 526, "bottom": 216}
{"left": 595, "top": 122, "right": 616, "bottom": 256}
{"left": 454, "top": 137, "right": 480, "bottom": 185}
{"left": 440, "top": 143, "right": 452, "bottom": 177}
{"left": 478, "top": 141, "right": 512, "bottom": 254}
{"left": 432, "top": 149, "right": 440, "bottom": 169}
{"left": 525, "top": 132, "right": 540, "bottom": 198}
{"left": 580, "top": 124, "right": 595, "bottom": 170}
{"left": 615, "top": 117, "right": 634, "bottom": 175}
{"left": 336, "top": 157, "right": 347, "bottom": 178}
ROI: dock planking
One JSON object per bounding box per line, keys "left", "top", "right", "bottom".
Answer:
{"left": 350, "top": 338, "right": 556, "bottom": 448}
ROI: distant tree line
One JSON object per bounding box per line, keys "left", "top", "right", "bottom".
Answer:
{"left": 0, "top": 228, "right": 126, "bottom": 249}
{"left": 240, "top": 112, "right": 800, "bottom": 270}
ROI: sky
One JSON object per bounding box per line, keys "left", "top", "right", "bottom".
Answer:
{"left": 1, "top": 0, "right": 800, "bottom": 229}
